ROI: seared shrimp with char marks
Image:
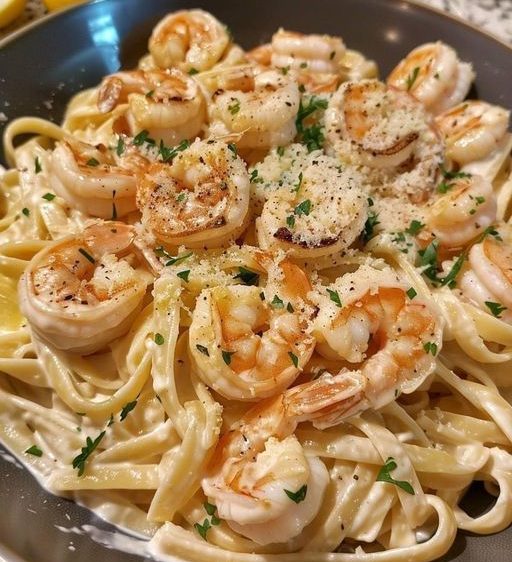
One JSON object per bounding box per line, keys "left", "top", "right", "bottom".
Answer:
{"left": 18, "top": 222, "right": 149, "bottom": 354}
{"left": 97, "top": 68, "right": 205, "bottom": 146}
{"left": 460, "top": 233, "right": 512, "bottom": 324}
{"left": 426, "top": 174, "right": 497, "bottom": 249}
{"left": 209, "top": 69, "right": 300, "bottom": 150}
{"left": 137, "top": 139, "right": 250, "bottom": 248}
{"left": 189, "top": 255, "right": 315, "bottom": 400}
{"left": 148, "top": 9, "right": 231, "bottom": 72}
{"left": 311, "top": 264, "right": 442, "bottom": 413}
{"left": 387, "top": 41, "right": 474, "bottom": 115}
{"left": 256, "top": 149, "right": 368, "bottom": 258}
{"left": 49, "top": 139, "right": 145, "bottom": 219}
{"left": 325, "top": 79, "right": 443, "bottom": 202}
{"left": 435, "top": 100, "right": 510, "bottom": 166}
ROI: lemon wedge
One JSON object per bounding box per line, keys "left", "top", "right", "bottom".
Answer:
{"left": 0, "top": 0, "right": 26, "bottom": 28}
{"left": 43, "top": 0, "right": 87, "bottom": 12}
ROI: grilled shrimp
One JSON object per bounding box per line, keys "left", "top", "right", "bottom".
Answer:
{"left": 339, "top": 49, "right": 379, "bottom": 82}
{"left": 189, "top": 256, "right": 315, "bottom": 400}
{"left": 460, "top": 234, "right": 512, "bottom": 323}
{"left": 387, "top": 41, "right": 474, "bottom": 115}
{"left": 97, "top": 68, "right": 206, "bottom": 146}
{"left": 325, "top": 79, "right": 443, "bottom": 202}
{"left": 256, "top": 151, "right": 368, "bottom": 258}
{"left": 270, "top": 28, "right": 345, "bottom": 74}
{"left": 18, "top": 222, "right": 149, "bottom": 354}
{"left": 49, "top": 139, "right": 144, "bottom": 219}
{"left": 137, "top": 139, "right": 250, "bottom": 247}
{"left": 435, "top": 101, "right": 510, "bottom": 166}
{"left": 209, "top": 69, "right": 300, "bottom": 149}
{"left": 427, "top": 174, "right": 497, "bottom": 248}
{"left": 202, "top": 397, "right": 329, "bottom": 545}
{"left": 148, "top": 9, "right": 231, "bottom": 72}
{"left": 311, "top": 264, "right": 442, "bottom": 406}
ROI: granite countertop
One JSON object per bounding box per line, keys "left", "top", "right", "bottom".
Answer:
{"left": 1, "top": 0, "right": 512, "bottom": 43}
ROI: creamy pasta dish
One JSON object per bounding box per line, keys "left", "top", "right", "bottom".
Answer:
{"left": 2, "top": 9, "right": 512, "bottom": 562}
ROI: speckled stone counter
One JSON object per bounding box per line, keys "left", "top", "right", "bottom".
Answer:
{"left": 1, "top": 0, "right": 512, "bottom": 43}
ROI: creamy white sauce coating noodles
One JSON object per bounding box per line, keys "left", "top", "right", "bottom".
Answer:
{"left": 2, "top": 9, "right": 512, "bottom": 562}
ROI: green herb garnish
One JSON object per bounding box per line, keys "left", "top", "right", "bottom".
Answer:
{"left": 234, "top": 267, "right": 259, "bottom": 286}
{"left": 376, "top": 457, "right": 415, "bottom": 494}
{"left": 485, "top": 301, "right": 507, "bottom": 318}
{"left": 222, "top": 350, "right": 235, "bottom": 365}
{"left": 25, "top": 445, "right": 43, "bottom": 457}
{"left": 284, "top": 484, "right": 307, "bottom": 503}
{"left": 327, "top": 288, "right": 342, "bottom": 308}
{"left": 72, "top": 430, "right": 106, "bottom": 476}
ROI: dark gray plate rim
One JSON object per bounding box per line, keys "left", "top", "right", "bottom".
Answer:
{"left": 1, "top": 0, "right": 511, "bottom": 53}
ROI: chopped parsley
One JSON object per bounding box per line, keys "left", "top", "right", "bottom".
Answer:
{"left": 221, "top": 350, "right": 235, "bottom": 365}
{"left": 72, "top": 430, "right": 106, "bottom": 476}
{"left": 120, "top": 399, "right": 138, "bottom": 421}
{"left": 86, "top": 157, "right": 100, "bottom": 167}
{"left": 418, "top": 240, "right": 439, "bottom": 282}
{"left": 292, "top": 172, "right": 303, "bottom": 194}
{"left": 294, "top": 199, "right": 312, "bottom": 216}
{"left": 154, "top": 247, "right": 193, "bottom": 267}
{"left": 154, "top": 333, "right": 165, "bottom": 345}
{"left": 42, "top": 192, "right": 56, "bottom": 201}
{"left": 133, "top": 129, "right": 155, "bottom": 146}
{"left": 286, "top": 215, "right": 296, "bottom": 228}
{"left": 288, "top": 352, "right": 299, "bottom": 368}
{"left": 423, "top": 342, "right": 438, "bottom": 356}
{"left": 22, "top": 207, "right": 30, "bottom": 217}
{"left": 406, "top": 287, "right": 417, "bottom": 300}
{"left": 327, "top": 288, "right": 342, "bottom": 308}
{"left": 145, "top": 89, "right": 155, "bottom": 98}
{"left": 440, "top": 166, "right": 472, "bottom": 180}
{"left": 295, "top": 95, "right": 328, "bottom": 152}
{"left": 405, "top": 220, "right": 424, "bottom": 236}
{"left": 204, "top": 501, "right": 216, "bottom": 516}
{"left": 227, "top": 143, "right": 238, "bottom": 156}
{"left": 116, "top": 136, "right": 125, "bottom": 156}
{"left": 196, "top": 344, "right": 209, "bottom": 356}
{"left": 485, "top": 301, "right": 507, "bottom": 318}
{"left": 159, "top": 139, "right": 190, "bottom": 162}
{"left": 287, "top": 302, "right": 294, "bottom": 313}
{"left": 270, "top": 295, "right": 285, "bottom": 309}
{"left": 301, "top": 123, "right": 325, "bottom": 152}
{"left": 188, "top": 68, "right": 199, "bottom": 75}
{"left": 406, "top": 66, "right": 420, "bottom": 91}
{"left": 228, "top": 98, "right": 241, "bottom": 115}
{"left": 250, "top": 169, "right": 264, "bottom": 184}
{"left": 34, "top": 157, "right": 42, "bottom": 174}
{"left": 362, "top": 212, "right": 380, "bottom": 243}
{"left": 25, "top": 445, "right": 43, "bottom": 457}
{"left": 376, "top": 457, "right": 415, "bottom": 494}
{"left": 194, "top": 519, "right": 211, "bottom": 540}
{"left": 78, "top": 248, "right": 95, "bottom": 264}
{"left": 177, "top": 270, "right": 190, "bottom": 282}
{"left": 234, "top": 267, "right": 259, "bottom": 286}
{"left": 277, "top": 146, "right": 285, "bottom": 156}
{"left": 440, "top": 254, "right": 466, "bottom": 288}
{"left": 284, "top": 484, "right": 307, "bottom": 503}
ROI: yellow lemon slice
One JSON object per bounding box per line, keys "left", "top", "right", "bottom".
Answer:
{"left": 43, "top": 0, "right": 87, "bottom": 12}
{"left": 0, "top": 0, "right": 26, "bottom": 28}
